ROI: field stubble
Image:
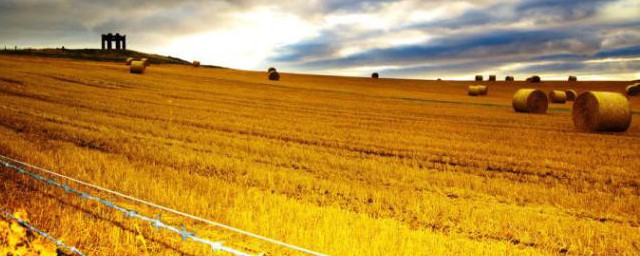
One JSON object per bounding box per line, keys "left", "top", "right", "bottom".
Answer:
{"left": 0, "top": 55, "right": 639, "bottom": 255}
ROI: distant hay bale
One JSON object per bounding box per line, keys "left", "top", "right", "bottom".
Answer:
{"left": 141, "top": 58, "right": 150, "bottom": 67}
{"left": 468, "top": 85, "right": 481, "bottom": 96}
{"left": 488, "top": 75, "right": 496, "bottom": 81}
{"left": 512, "top": 89, "right": 548, "bottom": 113}
{"left": 268, "top": 67, "right": 277, "bottom": 73}
{"left": 572, "top": 91, "right": 631, "bottom": 132}
{"left": 477, "top": 85, "right": 488, "bottom": 95}
{"left": 568, "top": 76, "right": 577, "bottom": 82}
{"left": 125, "top": 57, "right": 134, "bottom": 66}
{"left": 565, "top": 89, "right": 577, "bottom": 101}
{"left": 527, "top": 75, "right": 541, "bottom": 83}
{"left": 192, "top": 61, "right": 200, "bottom": 67}
{"left": 505, "top": 76, "right": 514, "bottom": 81}
{"left": 268, "top": 70, "right": 280, "bottom": 81}
{"left": 372, "top": 72, "right": 379, "bottom": 79}
{"left": 130, "top": 61, "right": 146, "bottom": 74}
{"left": 475, "top": 75, "right": 483, "bottom": 81}
{"left": 626, "top": 83, "right": 640, "bottom": 96}
{"left": 549, "top": 90, "right": 567, "bottom": 103}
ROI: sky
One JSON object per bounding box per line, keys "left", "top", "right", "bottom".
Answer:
{"left": 1, "top": 0, "right": 639, "bottom": 80}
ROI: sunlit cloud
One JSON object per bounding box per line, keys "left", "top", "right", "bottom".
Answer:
{"left": 157, "top": 7, "right": 318, "bottom": 69}
{"left": 0, "top": 0, "right": 638, "bottom": 80}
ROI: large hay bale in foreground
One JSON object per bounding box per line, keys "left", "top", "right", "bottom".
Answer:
{"left": 488, "top": 75, "right": 496, "bottom": 81}
{"left": 130, "top": 61, "right": 146, "bottom": 74}
{"left": 505, "top": 76, "right": 514, "bottom": 81}
{"left": 125, "top": 57, "right": 134, "bottom": 66}
{"left": 192, "top": 61, "right": 200, "bottom": 67}
{"left": 568, "top": 76, "right": 577, "bottom": 82}
{"left": 268, "top": 67, "right": 277, "bottom": 73}
{"left": 572, "top": 91, "right": 631, "bottom": 132}
{"left": 468, "top": 85, "right": 481, "bottom": 96}
{"left": 565, "top": 89, "right": 577, "bottom": 101}
{"left": 268, "top": 70, "right": 280, "bottom": 81}
{"left": 512, "top": 89, "right": 548, "bottom": 113}
{"left": 372, "top": 72, "right": 379, "bottom": 79}
{"left": 549, "top": 90, "right": 567, "bottom": 104}
{"left": 626, "top": 83, "right": 639, "bottom": 96}
{"left": 475, "top": 75, "right": 483, "bottom": 81}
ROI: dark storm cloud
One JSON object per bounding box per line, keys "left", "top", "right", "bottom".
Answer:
{"left": 268, "top": 0, "right": 639, "bottom": 79}
{"left": 410, "top": 0, "right": 616, "bottom": 30}
{"left": 377, "top": 44, "right": 640, "bottom": 78}
{"left": 290, "top": 27, "right": 602, "bottom": 69}
{"left": 515, "top": 60, "right": 640, "bottom": 75}
{"left": 595, "top": 45, "right": 640, "bottom": 58}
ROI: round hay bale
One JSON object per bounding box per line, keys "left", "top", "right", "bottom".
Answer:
{"left": 125, "top": 57, "right": 134, "bottom": 66}
{"left": 372, "top": 72, "right": 379, "bottom": 79}
{"left": 268, "top": 67, "right": 277, "bottom": 73}
{"left": 130, "top": 61, "right": 145, "bottom": 74}
{"left": 477, "top": 85, "right": 488, "bottom": 95}
{"left": 268, "top": 70, "right": 280, "bottom": 81}
{"left": 488, "top": 75, "right": 496, "bottom": 81}
{"left": 626, "top": 83, "right": 639, "bottom": 96}
{"left": 568, "top": 76, "right": 577, "bottom": 82}
{"left": 468, "top": 85, "right": 481, "bottom": 96}
{"left": 505, "top": 76, "right": 514, "bottom": 81}
{"left": 549, "top": 90, "right": 567, "bottom": 104}
{"left": 512, "top": 89, "right": 548, "bottom": 113}
{"left": 475, "top": 75, "right": 483, "bottom": 81}
{"left": 527, "top": 75, "right": 541, "bottom": 83}
{"left": 565, "top": 89, "right": 577, "bottom": 101}
{"left": 193, "top": 61, "right": 200, "bottom": 67}
{"left": 141, "top": 58, "right": 150, "bottom": 67}
{"left": 572, "top": 91, "right": 631, "bottom": 132}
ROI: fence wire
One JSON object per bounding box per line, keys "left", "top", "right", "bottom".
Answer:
{"left": 1, "top": 158, "right": 252, "bottom": 256}
{"left": 0, "top": 208, "right": 86, "bottom": 256}
{"left": 0, "top": 154, "right": 326, "bottom": 256}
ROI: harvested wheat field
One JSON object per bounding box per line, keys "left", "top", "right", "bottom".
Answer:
{"left": 1, "top": 55, "right": 640, "bottom": 256}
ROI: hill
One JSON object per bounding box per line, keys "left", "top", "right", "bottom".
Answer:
{"left": 0, "top": 48, "right": 222, "bottom": 67}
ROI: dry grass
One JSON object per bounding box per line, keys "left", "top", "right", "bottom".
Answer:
{"left": 0, "top": 55, "right": 639, "bottom": 255}
{"left": 0, "top": 210, "right": 58, "bottom": 255}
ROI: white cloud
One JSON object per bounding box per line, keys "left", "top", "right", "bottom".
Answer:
{"left": 157, "top": 7, "right": 319, "bottom": 69}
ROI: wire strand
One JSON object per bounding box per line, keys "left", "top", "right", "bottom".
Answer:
{"left": 1, "top": 159, "right": 251, "bottom": 256}
{"left": 0, "top": 208, "right": 86, "bottom": 256}
{"left": 0, "top": 154, "right": 326, "bottom": 256}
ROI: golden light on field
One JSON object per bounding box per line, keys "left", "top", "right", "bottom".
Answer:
{"left": 2, "top": 0, "right": 640, "bottom": 255}
{"left": 0, "top": 55, "right": 638, "bottom": 255}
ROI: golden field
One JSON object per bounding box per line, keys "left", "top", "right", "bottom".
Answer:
{"left": 0, "top": 55, "right": 639, "bottom": 255}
